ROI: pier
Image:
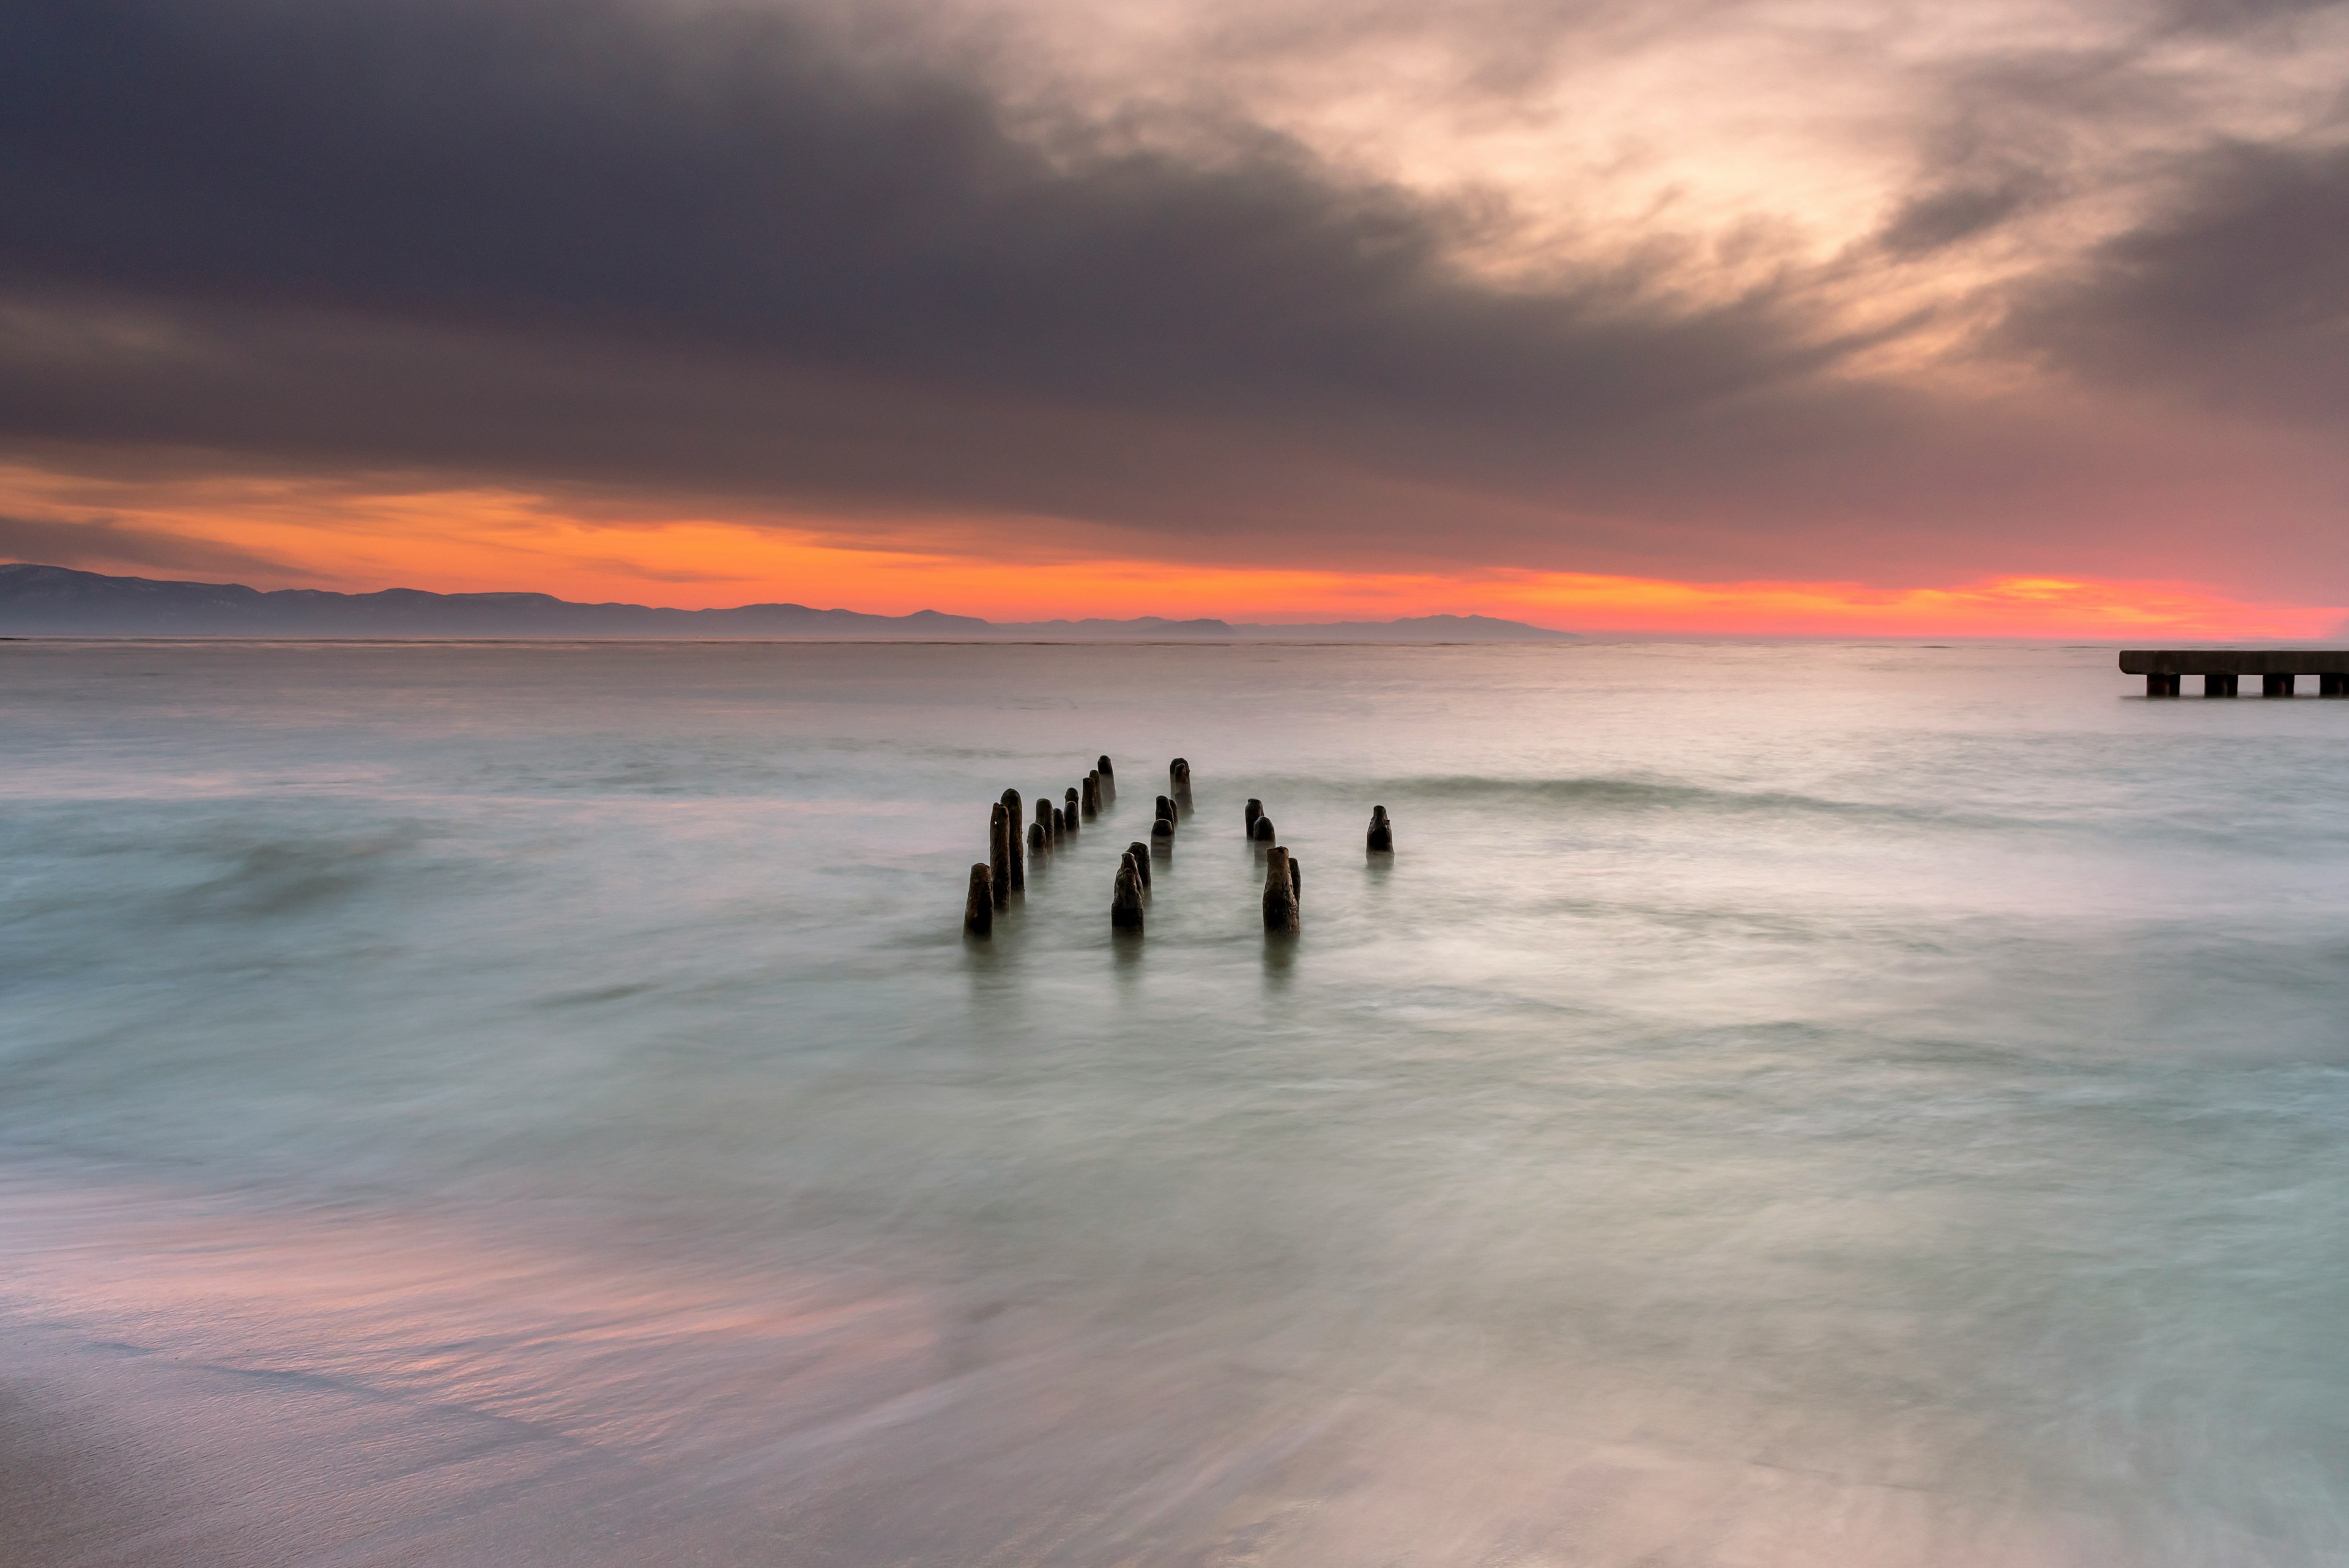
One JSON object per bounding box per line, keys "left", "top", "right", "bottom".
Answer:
{"left": 2121, "top": 651, "right": 2349, "bottom": 698}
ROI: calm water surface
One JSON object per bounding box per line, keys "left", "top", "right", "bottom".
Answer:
{"left": 3, "top": 640, "right": 2346, "bottom": 1566}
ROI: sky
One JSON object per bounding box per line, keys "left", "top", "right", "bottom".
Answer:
{"left": 2, "top": 0, "right": 2345, "bottom": 634}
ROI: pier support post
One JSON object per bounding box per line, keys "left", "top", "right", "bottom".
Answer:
{"left": 2265, "top": 673, "right": 2297, "bottom": 697}
{"left": 1083, "top": 772, "right": 1100, "bottom": 818}
{"left": 963, "top": 865, "right": 994, "bottom": 937}
{"left": 989, "top": 802, "right": 1012, "bottom": 907}
{"left": 1263, "top": 847, "right": 1299, "bottom": 933}
{"left": 1170, "top": 759, "right": 1193, "bottom": 814}
{"left": 2145, "top": 674, "right": 2180, "bottom": 697}
{"left": 1097, "top": 757, "right": 1116, "bottom": 805}
{"left": 2204, "top": 673, "right": 2238, "bottom": 697}
{"left": 1151, "top": 816, "right": 1173, "bottom": 852}
{"left": 1065, "top": 787, "right": 1082, "bottom": 834}
{"left": 1126, "top": 842, "right": 1151, "bottom": 890}
{"left": 1113, "top": 855, "right": 1146, "bottom": 932}
{"left": 1000, "top": 790, "right": 1025, "bottom": 890}
{"left": 1252, "top": 816, "right": 1275, "bottom": 844}
{"left": 1037, "top": 799, "right": 1056, "bottom": 849}
{"left": 2325, "top": 675, "right": 2349, "bottom": 697}
{"left": 1244, "top": 798, "right": 1263, "bottom": 838}
{"left": 1367, "top": 805, "right": 1393, "bottom": 852}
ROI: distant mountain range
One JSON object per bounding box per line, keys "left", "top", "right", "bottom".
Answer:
{"left": 0, "top": 565, "right": 1577, "bottom": 642}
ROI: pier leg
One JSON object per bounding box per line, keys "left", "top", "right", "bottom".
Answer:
{"left": 2145, "top": 674, "right": 2180, "bottom": 697}
{"left": 963, "top": 865, "right": 994, "bottom": 937}
{"left": 1000, "top": 790, "right": 1025, "bottom": 890}
{"left": 2264, "top": 673, "right": 2296, "bottom": 697}
{"left": 1112, "top": 855, "right": 1146, "bottom": 932}
{"left": 2324, "top": 674, "right": 2349, "bottom": 697}
{"left": 1262, "top": 846, "right": 1299, "bottom": 934}
{"left": 989, "top": 802, "right": 1011, "bottom": 908}
{"left": 2203, "top": 673, "right": 2237, "bottom": 697}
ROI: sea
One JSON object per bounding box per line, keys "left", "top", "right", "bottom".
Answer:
{"left": 2, "top": 638, "right": 2346, "bottom": 1567}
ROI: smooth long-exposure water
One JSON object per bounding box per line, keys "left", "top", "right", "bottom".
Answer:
{"left": 4, "top": 640, "right": 2347, "bottom": 1566}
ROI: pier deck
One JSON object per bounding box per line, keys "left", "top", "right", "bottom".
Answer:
{"left": 2120, "top": 650, "right": 2349, "bottom": 697}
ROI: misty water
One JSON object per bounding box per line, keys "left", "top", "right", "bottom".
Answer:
{"left": 4, "top": 639, "right": 2348, "bottom": 1567}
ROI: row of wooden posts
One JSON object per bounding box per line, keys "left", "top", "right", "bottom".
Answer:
{"left": 961, "top": 758, "right": 1395, "bottom": 940}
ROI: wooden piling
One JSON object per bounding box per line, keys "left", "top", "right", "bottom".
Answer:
{"left": 1156, "top": 795, "right": 1176, "bottom": 829}
{"left": 1288, "top": 855, "right": 1301, "bottom": 900}
{"left": 1126, "top": 841, "right": 1151, "bottom": 890}
{"left": 1083, "top": 771, "right": 1100, "bottom": 818}
{"left": 1151, "top": 816, "right": 1174, "bottom": 847}
{"left": 1244, "top": 798, "right": 1262, "bottom": 837}
{"left": 1113, "top": 855, "right": 1146, "bottom": 932}
{"left": 1065, "top": 787, "right": 1082, "bottom": 834}
{"left": 1036, "top": 798, "right": 1055, "bottom": 848}
{"left": 1028, "top": 821, "right": 1044, "bottom": 854}
{"left": 1171, "top": 758, "right": 1193, "bottom": 813}
{"left": 1052, "top": 805, "right": 1067, "bottom": 839}
{"left": 1252, "top": 815, "right": 1275, "bottom": 844}
{"left": 1263, "top": 847, "right": 1299, "bottom": 933}
{"left": 1367, "top": 804, "right": 1392, "bottom": 853}
{"left": 964, "top": 864, "right": 994, "bottom": 937}
{"left": 989, "top": 802, "right": 1012, "bottom": 908}
{"left": 1000, "top": 789, "right": 1025, "bottom": 890}
{"left": 1097, "top": 756, "right": 1116, "bottom": 805}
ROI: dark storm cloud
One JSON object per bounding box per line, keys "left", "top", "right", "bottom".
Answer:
{"left": 0, "top": 0, "right": 1904, "bottom": 569}
{"left": 0, "top": 0, "right": 1838, "bottom": 435}
{"left": 0, "top": 0, "right": 2345, "bottom": 592}
{"left": 2006, "top": 141, "right": 2349, "bottom": 419}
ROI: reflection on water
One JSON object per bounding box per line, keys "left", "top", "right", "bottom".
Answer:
{"left": 3, "top": 640, "right": 2348, "bottom": 1565}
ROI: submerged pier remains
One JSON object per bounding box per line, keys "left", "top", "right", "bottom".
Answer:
{"left": 1263, "top": 846, "right": 1299, "bottom": 934}
{"left": 964, "top": 864, "right": 994, "bottom": 937}
{"left": 989, "top": 802, "right": 1012, "bottom": 907}
{"left": 1113, "top": 853, "right": 1146, "bottom": 932}
{"left": 1367, "top": 805, "right": 1392, "bottom": 853}
{"left": 2123, "top": 650, "right": 2349, "bottom": 698}
{"left": 1000, "top": 790, "right": 1025, "bottom": 890}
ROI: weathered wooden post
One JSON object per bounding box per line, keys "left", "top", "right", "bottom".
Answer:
{"left": 989, "top": 802, "right": 1012, "bottom": 908}
{"left": 1097, "top": 756, "right": 1116, "bottom": 805}
{"left": 1083, "top": 771, "right": 1101, "bottom": 818}
{"left": 1151, "top": 815, "right": 1174, "bottom": 850}
{"left": 1263, "top": 846, "right": 1299, "bottom": 933}
{"left": 1065, "top": 787, "right": 1082, "bottom": 834}
{"left": 1244, "top": 798, "right": 1262, "bottom": 838}
{"left": 1156, "top": 795, "right": 1176, "bottom": 830}
{"left": 1112, "top": 854, "right": 1146, "bottom": 932}
{"left": 1028, "top": 820, "right": 1045, "bottom": 855}
{"left": 1125, "top": 841, "right": 1151, "bottom": 890}
{"left": 963, "top": 864, "right": 994, "bottom": 937}
{"left": 1036, "top": 798, "right": 1055, "bottom": 850}
{"left": 1252, "top": 815, "right": 1275, "bottom": 844}
{"left": 1000, "top": 789, "right": 1025, "bottom": 890}
{"left": 1171, "top": 758, "right": 1193, "bottom": 813}
{"left": 1366, "top": 804, "right": 1392, "bottom": 853}
{"left": 1288, "top": 855, "right": 1301, "bottom": 900}
{"left": 1052, "top": 804, "right": 1067, "bottom": 839}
